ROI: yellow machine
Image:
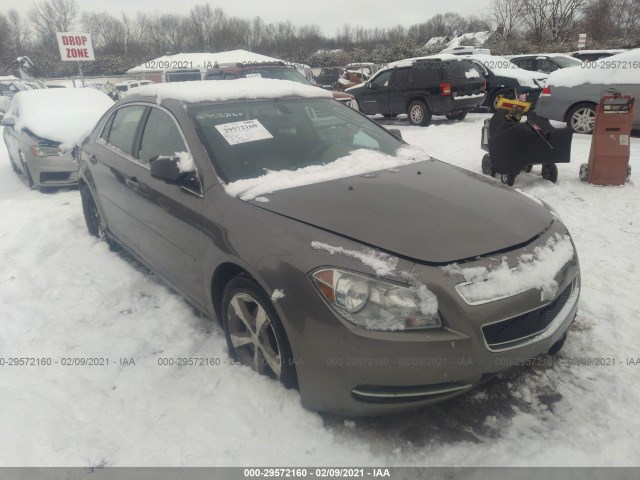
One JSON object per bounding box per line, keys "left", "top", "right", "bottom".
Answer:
{"left": 495, "top": 97, "right": 532, "bottom": 122}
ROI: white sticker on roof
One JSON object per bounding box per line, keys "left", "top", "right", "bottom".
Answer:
{"left": 215, "top": 119, "right": 273, "bottom": 145}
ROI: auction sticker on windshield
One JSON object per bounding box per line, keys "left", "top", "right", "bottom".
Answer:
{"left": 215, "top": 119, "right": 273, "bottom": 145}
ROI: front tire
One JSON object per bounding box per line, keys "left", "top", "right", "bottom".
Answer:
{"left": 80, "top": 184, "right": 104, "bottom": 238}
{"left": 407, "top": 100, "right": 432, "bottom": 126}
{"left": 567, "top": 103, "right": 596, "bottom": 134}
{"left": 222, "top": 274, "right": 297, "bottom": 388}
{"left": 481, "top": 154, "right": 495, "bottom": 177}
{"left": 501, "top": 173, "right": 516, "bottom": 186}
{"left": 490, "top": 88, "right": 515, "bottom": 112}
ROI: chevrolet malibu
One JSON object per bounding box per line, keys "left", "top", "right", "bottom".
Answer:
{"left": 77, "top": 79, "right": 580, "bottom": 415}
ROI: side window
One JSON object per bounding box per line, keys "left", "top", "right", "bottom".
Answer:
{"left": 413, "top": 61, "right": 443, "bottom": 82}
{"left": 224, "top": 73, "right": 236, "bottom": 80}
{"left": 208, "top": 73, "right": 222, "bottom": 80}
{"left": 138, "top": 108, "right": 187, "bottom": 165}
{"left": 390, "top": 68, "right": 409, "bottom": 87}
{"left": 371, "top": 70, "right": 392, "bottom": 87}
{"left": 106, "top": 106, "right": 145, "bottom": 156}
{"left": 537, "top": 59, "right": 557, "bottom": 73}
{"left": 100, "top": 112, "right": 115, "bottom": 142}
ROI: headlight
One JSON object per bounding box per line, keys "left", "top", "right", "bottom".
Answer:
{"left": 311, "top": 268, "right": 442, "bottom": 331}
{"left": 31, "top": 145, "right": 61, "bottom": 157}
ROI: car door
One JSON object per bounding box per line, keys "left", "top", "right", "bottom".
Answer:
{"left": 388, "top": 68, "right": 410, "bottom": 115}
{"left": 83, "top": 104, "right": 146, "bottom": 250}
{"left": 124, "top": 106, "right": 207, "bottom": 307}
{"left": 359, "top": 70, "right": 393, "bottom": 115}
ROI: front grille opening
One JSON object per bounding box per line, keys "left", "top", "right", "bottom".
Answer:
{"left": 40, "top": 172, "right": 71, "bottom": 183}
{"left": 482, "top": 281, "right": 574, "bottom": 350}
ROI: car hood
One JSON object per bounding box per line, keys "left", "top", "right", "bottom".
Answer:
{"left": 247, "top": 160, "right": 553, "bottom": 264}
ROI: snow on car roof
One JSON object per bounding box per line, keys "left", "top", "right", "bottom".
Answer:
{"left": 387, "top": 53, "right": 468, "bottom": 68}
{"left": 546, "top": 48, "right": 640, "bottom": 87}
{"left": 5, "top": 88, "right": 113, "bottom": 148}
{"left": 132, "top": 78, "right": 333, "bottom": 104}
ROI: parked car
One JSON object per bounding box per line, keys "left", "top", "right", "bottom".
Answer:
{"left": 570, "top": 49, "right": 626, "bottom": 62}
{"left": 333, "top": 70, "right": 368, "bottom": 91}
{"left": 509, "top": 54, "right": 582, "bottom": 74}
{"left": 465, "top": 54, "right": 547, "bottom": 111}
{"left": 440, "top": 46, "right": 491, "bottom": 56}
{"left": 536, "top": 49, "right": 640, "bottom": 134}
{"left": 314, "top": 67, "right": 342, "bottom": 89}
{"left": 346, "top": 55, "right": 486, "bottom": 125}
{"left": 344, "top": 63, "right": 378, "bottom": 78}
{"left": 76, "top": 79, "right": 580, "bottom": 415}
{"left": 0, "top": 76, "right": 37, "bottom": 99}
{"left": 204, "top": 62, "right": 357, "bottom": 108}
{"left": 162, "top": 69, "right": 203, "bottom": 82}
{"left": 1, "top": 88, "right": 113, "bottom": 190}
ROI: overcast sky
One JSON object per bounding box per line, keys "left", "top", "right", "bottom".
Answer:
{"left": 4, "top": 0, "right": 489, "bottom": 36}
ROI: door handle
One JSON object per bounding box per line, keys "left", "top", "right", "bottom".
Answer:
{"left": 125, "top": 177, "right": 139, "bottom": 191}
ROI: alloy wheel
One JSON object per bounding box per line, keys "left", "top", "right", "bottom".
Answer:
{"left": 410, "top": 105, "right": 424, "bottom": 124}
{"left": 227, "top": 292, "right": 282, "bottom": 380}
{"left": 570, "top": 107, "right": 595, "bottom": 134}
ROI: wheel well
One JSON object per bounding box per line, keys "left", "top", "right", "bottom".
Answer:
{"left": 210, "top": 262, "right": 250, "bottom": 322}
{"left": 564, "top": 101, "right": 597, "bottom": 123}
{"left": 406, "top": 96, "right": 427, "bottom": 111}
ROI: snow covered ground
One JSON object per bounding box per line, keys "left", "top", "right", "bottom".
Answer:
{"left": 1, "top": 114, "right": 639, "bottom": 467}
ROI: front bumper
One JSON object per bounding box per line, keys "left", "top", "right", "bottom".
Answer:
{"left": 25, "top": 151, "right": 79, "bottom": 188}
{"left": 283, "top": 221, "right": 580, "bottom": 415}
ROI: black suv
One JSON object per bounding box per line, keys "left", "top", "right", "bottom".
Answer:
{"left": 345, "top": 57, "right": 486, "bottom": 126}
{"left": 204, "top": 62, "right": 356, "bottom": 107}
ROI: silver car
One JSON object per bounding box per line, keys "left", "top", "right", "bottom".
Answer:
{"left": 536, "top": 49, "right": 640, "bottom": 134}
{"left": 1, "top": 88, "right": 113, "bottom": 190}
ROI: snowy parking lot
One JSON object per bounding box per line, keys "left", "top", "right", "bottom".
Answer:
{"left": 1, "top": 114, "right": 640, "bottom": 467}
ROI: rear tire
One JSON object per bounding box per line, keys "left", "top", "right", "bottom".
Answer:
{"left": 222, "top": 274, "right": 297, "bottom": 388}
{"left": 407, "top": 100, "right": 432, "bottom": 126}
{"left": 541, "top": 164, "right": 558, "bottom": 183}
{"left": 567, "top": 103, "right": 596, "bottom": 134}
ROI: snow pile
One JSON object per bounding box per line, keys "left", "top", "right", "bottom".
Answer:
{"left": 225, "top": 146, "right": 429, "bottom": 200}
{"left": 134, "top": 78, "right": 332, "bottom": 105}
{"left": 271, "top": 289, "right": 285, "bottom": 302}
{"left": 425, "top": 31, "right": 492, "bottom": 49}
{"left": 4, "top": 88, "right": 113, "bottom": 148}
{"left": 311, "top": 241, "right": 399, "bottom": 277}
{"left": 443, "top": 233, "right": 575, "bottom": 303}
{"left": 175, "top": 151, "right": 195, "bottom": 173}
{"left": 546, "top": 48, "right": 640, "bottom": 87}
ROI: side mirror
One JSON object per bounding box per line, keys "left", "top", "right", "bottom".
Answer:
{"left": 364, "top": 81, "right": 372, "bottom": 89}
{"left": 387, "top": 128, "right": 403, "bottom": 141}
{"left": 150, "top": 156, "right": 184, "bottom": 183}
{"left": 1, "top": 116, "right": 15, "bottom": 127}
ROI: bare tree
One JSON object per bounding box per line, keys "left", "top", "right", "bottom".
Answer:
{"left": 7, "top": 9, "right": 31, "bottom": 55}
{"left": 523, "top": 0, "right": 585, "bottom": 44}
{"left": 29, "top": 0, "right": 79, "bottom": 49}
{"left": 485, "top": 0, "right": 526, "bottom": 38}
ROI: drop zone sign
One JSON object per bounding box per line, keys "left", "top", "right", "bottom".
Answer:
{"left": 56, "top": 32, "right": 95, "bottom": 61}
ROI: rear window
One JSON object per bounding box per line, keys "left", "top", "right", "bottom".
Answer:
{"left": 445, "top": 60, "right": 482, "bottom": 80}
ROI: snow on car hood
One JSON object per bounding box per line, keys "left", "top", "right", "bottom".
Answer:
{"left": 468, "top": 54, "right": 548, "bottom": 88}
{"left": 5, "top": 88, "right": 113, "bottom": 148}
{"left": 243, "top": 158, "right": 554, "bottom": 264}
{"left": 545, "top": 48, "right": 640, "bottom": 88}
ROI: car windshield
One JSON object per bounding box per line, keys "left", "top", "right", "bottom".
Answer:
{"left": 551, "top": 56, "right": 582, "bottom": 68}
{"left": 190, "top": 98, "right": 403, "bottom": 183}
{"left": 242, "top": 69, "right": 310, "bottom": 85}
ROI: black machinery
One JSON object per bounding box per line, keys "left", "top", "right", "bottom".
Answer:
{"left": 480, "top": 97, "right": 574, "bottom": 186}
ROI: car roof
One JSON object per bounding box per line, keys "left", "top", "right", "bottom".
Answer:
{"left": 123, "top": 78, "right": 332, "bottom": 105}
